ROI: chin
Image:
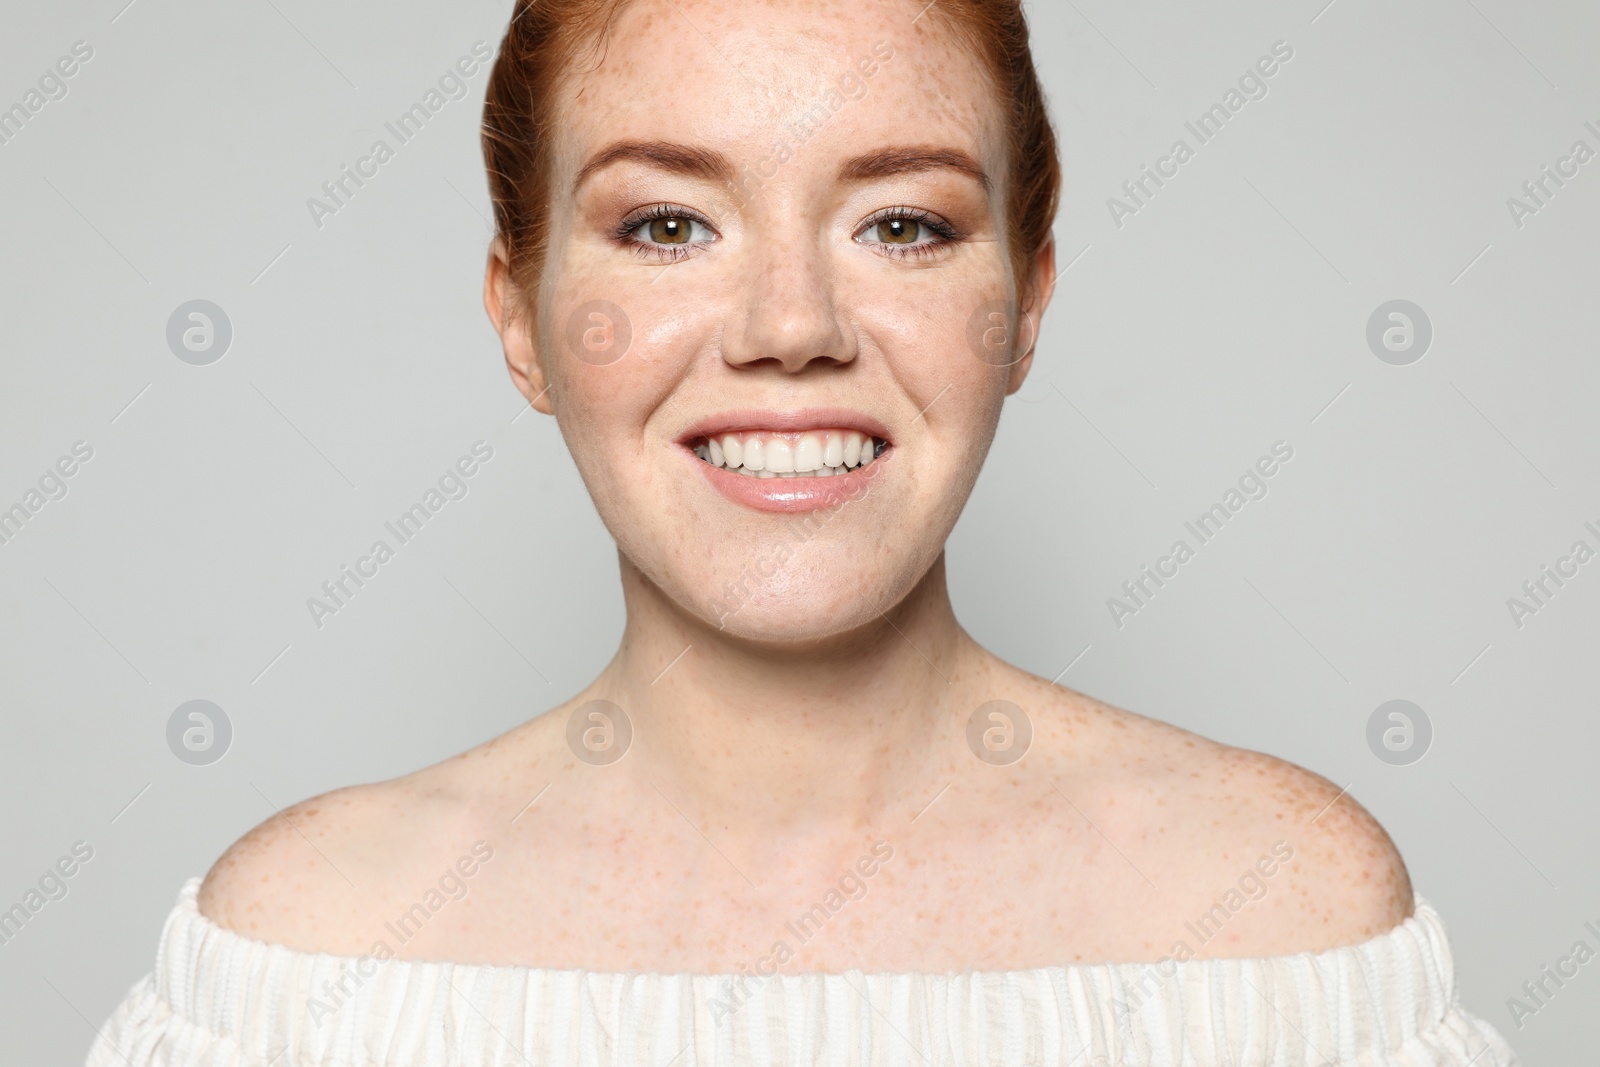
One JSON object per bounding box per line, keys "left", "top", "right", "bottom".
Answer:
{"left": 702, "top": 590, "right": 883, "bottom": 645}
{"left": 676, "top": 542, "right": 939, "bottom": 646}
{"left": 594, "top": 433, "right": 968, "bottom": 643}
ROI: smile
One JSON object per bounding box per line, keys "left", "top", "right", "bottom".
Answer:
{"left": 677, "top": 411, "right": 895, "bottom": 514}
{"left": 689, "top": 429, "right": 888, "bottom": 478}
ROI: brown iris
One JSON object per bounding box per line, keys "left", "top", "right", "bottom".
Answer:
{"left": 876, "top": 219, "right": 921, "bottom": 244}
{"left": 649, "top": 217, "right": 691, "bottom": 244}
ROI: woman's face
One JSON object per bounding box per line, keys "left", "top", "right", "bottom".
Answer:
{"left": 493, "top": 0, "right": 1053, "bottom": 642}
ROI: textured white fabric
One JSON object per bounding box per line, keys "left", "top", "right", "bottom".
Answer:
{"left": 84, "top": 877, "right": 1521, "bottom": 1066}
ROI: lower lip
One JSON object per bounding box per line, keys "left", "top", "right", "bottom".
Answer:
{"left": 687, "top": 446, "right": 892, "bottom": 513}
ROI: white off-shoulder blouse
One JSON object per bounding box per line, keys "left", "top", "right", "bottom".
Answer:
{"left": 85, "top": 877, "right": 1520, "bottom": 1066}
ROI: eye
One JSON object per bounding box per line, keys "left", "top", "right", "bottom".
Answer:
{"left": 640, "top": 216, "right": 698, "bottom": 245}
{"left": 872, "top": 218, "right": 923, "bottom": 245}
{"left": 616, "top": 205, "right": 717, "bottom": 261}
{"left": 855, "top": 207, "right": 961, "bottom": 258}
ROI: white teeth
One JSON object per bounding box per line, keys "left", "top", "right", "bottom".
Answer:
{"left": 692, "top": 430, "right": 885, "bottom": 478}
{"left": 795, "top": 433, "right": 823, "bottom": 473}
{"left": 765, "top": 438, "right": 796, "bottom": 473}
{"left": 822, "top": 432, "right": 844, "bottom": 469}
{"left": 843, "top": 432, "right": 862, "bottom": 468}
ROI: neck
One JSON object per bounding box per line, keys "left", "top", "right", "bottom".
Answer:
{"left": 590, "top": 550, "right": 984, "bottom": 840}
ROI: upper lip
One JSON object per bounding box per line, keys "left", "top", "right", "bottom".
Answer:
{"left": 676, "top": 408, "right": 894, "bottom": 445}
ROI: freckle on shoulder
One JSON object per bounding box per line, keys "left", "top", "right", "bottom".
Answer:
{"left": 197, "top": 773, "right": 468, "bottom": 950}
{"left": 1219, "top": 745, "right": 1415, "bottom": 947}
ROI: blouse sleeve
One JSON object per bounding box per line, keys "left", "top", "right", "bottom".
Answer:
{"left": 85, "top": 973, "right": 240, "bottom": 1067}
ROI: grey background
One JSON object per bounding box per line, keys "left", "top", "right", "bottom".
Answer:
{"left": 1, "top": 0, "right": 1594, "bottom": 1062}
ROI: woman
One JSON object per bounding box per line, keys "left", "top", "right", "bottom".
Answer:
{"left": 87, "top": 0, "right": 1519, "bottom": 1063}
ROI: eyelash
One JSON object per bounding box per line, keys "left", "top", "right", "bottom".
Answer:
{"left": 614, "top": 203, "right": 714, "bottom": 263}
{"left": 857, "top": 206, "right": 962, "bottom": 259}
{"left": 611, "top": 204, "right": 964, "bottom": 262}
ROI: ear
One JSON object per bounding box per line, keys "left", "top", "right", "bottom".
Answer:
{"left": 484, "top": 237, "right": 554, "bottom": 415}
{"left": 1005, "top": 233, "right": 1057, "bottom": 396}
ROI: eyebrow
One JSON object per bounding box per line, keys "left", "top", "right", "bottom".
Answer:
{"left": 573, "top": 140, "right": 736, "bottom": 193}
{"left": 838, "top": 146, "right": 992, "bottom": 193}
{"left": 572, "top": 140, "right": 992, "bottom": 195}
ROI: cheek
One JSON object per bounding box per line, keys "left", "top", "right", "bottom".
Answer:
{"left": 546, "top": 229, "right": 719, "bottom": 373}
{"left": 846, "top": 265, "right": 1012, "bottom": 442}
{"left": 544, "top": 299, "right": 716, "bottom": 530}
{"left": 545, "top": 245, "right": 707, "bottom": 429}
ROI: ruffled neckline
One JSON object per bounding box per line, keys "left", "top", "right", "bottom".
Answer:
{"left": 113, "top": 876, "right": 1516, "bottom": 1066}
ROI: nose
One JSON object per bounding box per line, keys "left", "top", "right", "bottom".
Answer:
{"left": 721, "top": 227, "right": 855, "bottom": 373}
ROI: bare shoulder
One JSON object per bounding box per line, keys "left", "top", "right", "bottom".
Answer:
{"left": 1022, "top": 678, "right": 1414, "bottom": 956}
{"left": 196, "top": 777, "right": 463, "bottom": 952}
{"left": 196, "top": 716, "right": 561, "bottom": 953}
{"left": 1180, "top": 737, "right": 1415, "bottom": 953}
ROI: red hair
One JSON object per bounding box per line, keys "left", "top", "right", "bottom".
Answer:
{"left": 482, "top": 0, "right": 1060, "bottom": 326}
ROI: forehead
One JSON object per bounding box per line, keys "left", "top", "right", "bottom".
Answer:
{"left": 552, "top": 0, "right": 1005, "bottom": 184}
